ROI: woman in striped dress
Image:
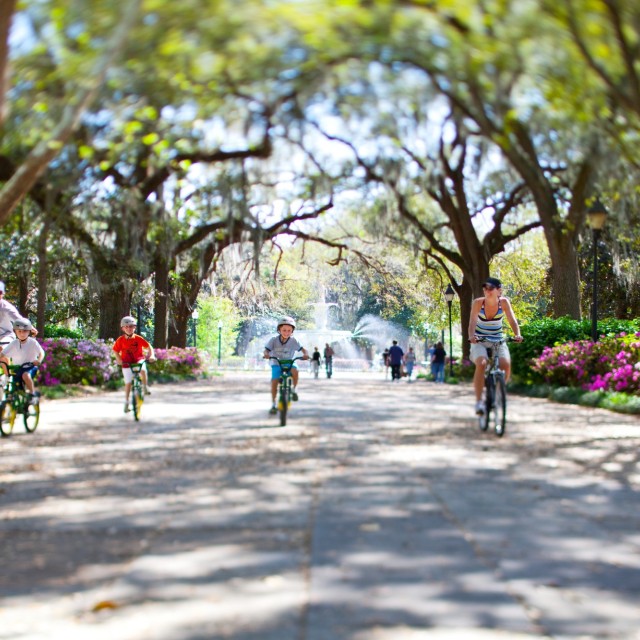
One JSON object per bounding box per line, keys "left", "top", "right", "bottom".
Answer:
{"left": 468, "top": 277, "right": 522, "bottom": 415}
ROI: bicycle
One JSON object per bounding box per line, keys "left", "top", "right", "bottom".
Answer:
{"left": 129, "top": 361, "right": 146, "bottom": 422}
{"left": 0, "top": 363, "right": 40, "bottom": 437}
{"left": 476, "top": 338, "right": 513, "bottom": 438}
{"left": 272, "top": 356, "right": 305, "bottom": 427}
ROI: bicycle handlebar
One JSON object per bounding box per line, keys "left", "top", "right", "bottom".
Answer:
{"left": 269, "top": 355, "right": 308, "bottom": 371}
{"left": 472, "top": 336, "right": 521, "bottom": 344}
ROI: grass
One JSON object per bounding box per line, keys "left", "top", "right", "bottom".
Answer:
{"left": 509, "top": 383, "right": 640, "bottom": 415}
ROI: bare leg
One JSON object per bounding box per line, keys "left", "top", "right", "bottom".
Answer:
{"left": 292, "top": 368, "right": 299, "bottom": 388}
{"left": 473, "top": 357, "right": 487, "bottom": 402}
{"left": 124, "top": 382, "right": 132, "bottom": 404}
{"left": 500, "top": 357, "right": 511, "bottom": 382}
{"left": 22, "top": 373, "right": 35, "bottom": 394}
{"left": 271, "top": 379, "right": 278, "bottom": 403}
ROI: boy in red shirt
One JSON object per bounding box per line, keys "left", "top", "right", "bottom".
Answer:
{"left": 113, "top": 315, "right": 155, "bottom": 413}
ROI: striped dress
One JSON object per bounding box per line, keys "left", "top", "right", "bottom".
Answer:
{"left": 475, "top": 300, "right": 504, "bottom": 342}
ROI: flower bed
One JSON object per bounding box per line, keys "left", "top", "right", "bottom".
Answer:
{"left": 150, "top": 347, "right": 207, "bottom": 379}
{"left": 37, "top": 338, "right": 114, "bottom": 386}
{"left": 35, "top": 339, "right": 207, "bottom": 387}
{"left": 532, "top": 332, "right": 640, "bottom": 395}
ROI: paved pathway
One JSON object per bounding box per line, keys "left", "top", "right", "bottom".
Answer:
{"left": 1, "top": 372, "right": 639, "bottom": 640}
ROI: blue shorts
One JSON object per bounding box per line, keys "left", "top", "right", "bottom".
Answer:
{"left": 271, "top": 363, "right": 297, "bottom": 380}
{"left": 13, "top": 363, "right": 38, "bottom": 386}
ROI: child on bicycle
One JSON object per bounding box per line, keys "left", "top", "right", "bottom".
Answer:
{"left": 113, "top": 315, "right": 155, "bottom": 413}
{"left": 0, "top": 317, "right": 45, "bottom": 404}
{"left": 468, "top": 277, "right": 522, "bottom": 415}
{"left": 263, "top": 316, "right": 309, "bottom": 414}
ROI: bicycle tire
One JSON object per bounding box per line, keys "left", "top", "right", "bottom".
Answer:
{"left": 279, "top": 382, "right": 289, "bottom": 427}
{"left": 480, "top": 375, "right": 493, "bottom": 431}
{"left": 492, "top": 374, "right": 507, "bottom": 437}
{"left": 478, "top": 376, "right": 493, "bottom": 431}
{"left": 23, "top": 400, "right": 40, "bottom": 433}
{"left": 132, "top": 385, "right": 144, "bottom": 421}
{"left": 0, "top": 400, "right": 16, "bottom": 436}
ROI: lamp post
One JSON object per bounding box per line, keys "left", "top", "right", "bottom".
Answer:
{"left": 191, "top": 308, "right": 199, "bottom": 348}
{"left": 217, "top": 320, "right": 223, "bottom": 367}
{"left": 444, "top": 283, "right": 456, "bottom": 378}
{"left": 586, "top": 199, "right": 608, "bottom": 342}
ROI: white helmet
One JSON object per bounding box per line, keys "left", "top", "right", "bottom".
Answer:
{"left": 120, "top": 315, "right": 137, "bottom": 327}
{"left": 12, "top": 317, "right": 33, "bottom": 332}
{"left": 277, "top": 316, "right": 296, "bottom": 331}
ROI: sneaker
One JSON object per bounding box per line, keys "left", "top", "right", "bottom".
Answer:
{"left": 144, "top": 386, "right": 151, "bottom": 395}
{"left": 291, "top": 389, "right": 299, "bottom": 401}
{"left": 475, "top": 401, "right": 485, "bottom": 415}
{"left": 124, "top": 402, "right": 130, "bottom": 413}
{"left": 269, "top": 405, "right": 277, "bottom": 415}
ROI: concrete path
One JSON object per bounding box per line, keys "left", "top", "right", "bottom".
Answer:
{"left": 1, "top": 372, "right": 639, "bottom": 640}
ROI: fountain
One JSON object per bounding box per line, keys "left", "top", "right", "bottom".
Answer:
{"left": 243, "top": 286, "right": 414, "bottom": 371}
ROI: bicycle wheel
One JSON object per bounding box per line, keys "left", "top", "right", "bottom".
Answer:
{"left": 279, "top": 382, "right": 289, "bottom": 427}
{"left": 23, "top": 399, "right": 40, "bottom": 433}
{"left": 131, "top": 385, "right": 144, "bottom": 422}
{"left": 492, "top": 374, "right": 507, "bottom": 437}
{"left": 479, "top": 376, "right": 493, "bottom": 431}
{"left": 0, "top": 400, "right": 16, "bottom": 436}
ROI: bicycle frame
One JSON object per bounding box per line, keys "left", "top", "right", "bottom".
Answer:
{"left": 129, "top": 361, "right": 145, "bottom": 422}
{"left": 477, "top": 338, "right": 508, "bottom": 437}
{"left": 272, "top": 356, "right": 304, "bottom": 427}
{"left": 0, "top": 363, "right": 40, "bottom": 436}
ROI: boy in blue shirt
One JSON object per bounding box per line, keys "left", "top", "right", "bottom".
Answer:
{"left": 263, "top": 316, "right": 309, "bottom": 414}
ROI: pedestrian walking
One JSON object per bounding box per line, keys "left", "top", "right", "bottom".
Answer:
{"left": 382, "top": 347, "right": 390, "bottom": 379}
{"left": 428, "top": 343, "right": 437, "bottom": 380}
{"left": 311, "top": 346, "right": 321, "bottom": 378}
{"left": 404, "top": 347, "right": 416, "bottom": 382}
{"left": 432, "top": 341, "right": 447, "bottom": 383}
{"left": 388, "top": 340, "right": 404, "bottom": 381}
{"left": 323, "top": 343, "right": 334, "bottom": 378}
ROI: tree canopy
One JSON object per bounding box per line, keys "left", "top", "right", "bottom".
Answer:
{"left": 2, "top": 0, "right": 638, "bottom": 347}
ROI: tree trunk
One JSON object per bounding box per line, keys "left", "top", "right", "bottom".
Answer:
{"left": 168, "top": 242, "right": 217, "bottom": 348}
{"left": 36, "top": 217, "right": 49, "bottom": 334}
{"left": 99, "top": 281, "right": 132, "bottom": 340}
{"left": 168, "top": 300, "right": 189, "bottom": 348}
{"left": 0, "top": 0, "right": 16, "bottom": 128}
{"left": 456, "top": 279, "right": 475, "bottom": 361}
{"left": 544, "top": 225, "right": 582, "bottom": 319}
{"left": 153, "top": 253, "right": 171, "bottom": 348}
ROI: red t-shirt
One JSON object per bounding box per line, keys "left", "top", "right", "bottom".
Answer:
{"left": 113, "top": 334, "right": 151, "bottom": 367}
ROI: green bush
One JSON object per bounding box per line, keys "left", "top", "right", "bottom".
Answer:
{"left": 452, "top": 358, "right": 475, "bottom": 381}
{"left": 599, "top": 392, "right": 640, "bottom": 414}
{"left": 549, "top": 386, "right": 585, "bottom": 404}
{"left": 44, "top": 325, "right": 84, "bottom": 340}
{"left": 577, "top": 391, "right": 606, "bottom": 407}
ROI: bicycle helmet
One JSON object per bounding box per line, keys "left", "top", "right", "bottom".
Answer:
{"left": 277, "top": 316, "right": 296, "bottom": 331}
{"left": 12, "top": 317, "right": 33, "bottom": 332}
{"left": 120, "top": 315, "right": 137, "bottom": 327}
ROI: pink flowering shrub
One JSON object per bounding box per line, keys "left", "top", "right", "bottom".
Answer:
{"left": 532, "top": 332, "right": 640, "bottom": 395}
{"left": 150, "top": 347, "right": 206, "bottom": 378}
{"left": 37, "top": 338, "right": 115, "bottom": 386}
{"left": 35, "top": 340, "right": 207, "bottom": 387}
